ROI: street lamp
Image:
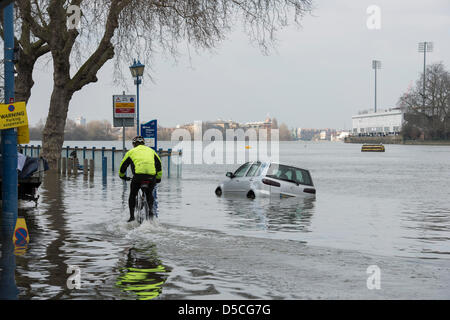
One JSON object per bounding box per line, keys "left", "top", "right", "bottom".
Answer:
{"left": 372, "top": 60, "right": 381, "bottom": 113}
{"left": 129, "top": 59, "right": 145, "bottom": 136}
{"left": 418, "top": 42, "right": 433, "bottom": 108}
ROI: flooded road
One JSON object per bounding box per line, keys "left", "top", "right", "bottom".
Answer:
{"left": 1, "top": 142, "right": 450, "bottom": 299}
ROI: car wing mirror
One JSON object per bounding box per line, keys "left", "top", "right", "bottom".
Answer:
{"left": 226, "top": 172, "right": 234, "bottom": 178}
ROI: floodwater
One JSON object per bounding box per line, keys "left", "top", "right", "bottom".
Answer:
{"left": 1, "top": 141, "right": 449, "bottom": 299}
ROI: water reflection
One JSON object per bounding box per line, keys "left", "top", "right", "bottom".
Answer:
{"left": 0, "top": 225, "right": 19, "bottom": 299}
{"left": 221, "top": 195, "right": 316, "bottom": 233}
{"left": 115, "top": 245, "right": 171, "bottom": 300}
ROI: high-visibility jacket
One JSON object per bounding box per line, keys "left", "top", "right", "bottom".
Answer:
{"left": 119, "top": 145, "right": 162, "bottom": 179}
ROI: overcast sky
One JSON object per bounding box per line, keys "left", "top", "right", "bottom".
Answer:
{"left": 26, "top": 0, "right": 450, "bottom": 130}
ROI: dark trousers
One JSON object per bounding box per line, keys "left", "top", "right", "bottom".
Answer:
{"left": 129, "top": 174, "right": 156, "bottom": 217}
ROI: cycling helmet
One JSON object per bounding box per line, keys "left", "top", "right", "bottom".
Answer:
{"left": 132, "top": 135, "right": 145, "bottom": 147}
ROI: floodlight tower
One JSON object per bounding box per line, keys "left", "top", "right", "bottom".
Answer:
{"left": 418, "top": 42, "right": 433, "bottom": 108}
{"left": 372, "top": 60, "right": 381, "bottom": 113}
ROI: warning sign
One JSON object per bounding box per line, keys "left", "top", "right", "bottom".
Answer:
{"left": 113, "top": 95, "right": 136, "bottom": 118}
{"left": 0, "top": 102, "right": 28, "bottom": 130}
{"left": 13, "top": 217, "right": 30, "bottom": 256}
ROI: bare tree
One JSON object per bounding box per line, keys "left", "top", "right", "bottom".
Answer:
{"left": 0, "top": 1, "right": 51, "bottom": 102}
{"left": 399, "top": 62, "right": 450, "bottom": 140}
{"left": 14, "top": 0, "right": 312, "bottom": 166}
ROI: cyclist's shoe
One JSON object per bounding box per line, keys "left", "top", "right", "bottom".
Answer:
{"left": 127, "top": 216, "right": 135, "bottom": 223}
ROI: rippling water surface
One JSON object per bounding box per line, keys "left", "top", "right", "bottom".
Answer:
{"left": 1, "top": 141, "right": 449, "bottom": 299}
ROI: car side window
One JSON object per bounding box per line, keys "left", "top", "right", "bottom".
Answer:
{"left": 233, "top": 162, "right": 251, "bottom": 178}
{"left": 246, "top": 163, "right": 261, "bottom": 177}
{"left": 294, "top": 168, "right": 312, "bottom": 186}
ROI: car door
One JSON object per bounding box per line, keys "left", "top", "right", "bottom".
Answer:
{"left": 243, "top": 162, "right": 262, "bottom": 191}
{"left": 278, "top": 167, "right": 298, "bottom": 197}
{"left": 224, "top": 162, "right": 251, "bottom": 193}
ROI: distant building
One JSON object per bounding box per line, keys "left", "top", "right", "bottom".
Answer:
{"left": 352, "top": 108, "right": 404, "bottom": 135}
{"left": 242, "top": 117, "right": 272, "bottom": 129}
{"left": 320, "top": 131, "right": 327, "bottom": 140}
{"left": 75, "top": 116, "right": 86, "bottom": 127}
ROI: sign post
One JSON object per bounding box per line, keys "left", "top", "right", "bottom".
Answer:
{"left": 141, "top": 120, "right": 158, "bottom": 151}
{"left": 1, "top": 2, "right": 18, "bottom": 233}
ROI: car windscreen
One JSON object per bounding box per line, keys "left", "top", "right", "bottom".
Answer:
{"left": 266, "top": 164, "right": 313, "bottom": 186}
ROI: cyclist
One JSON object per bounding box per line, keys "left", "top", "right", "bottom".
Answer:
{"left": 119, "top": 136, "right": 162, "bottom": 222}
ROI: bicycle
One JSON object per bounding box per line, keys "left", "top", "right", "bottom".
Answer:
{"left": 125, "top": 177, "right": 153, "bottom": 224}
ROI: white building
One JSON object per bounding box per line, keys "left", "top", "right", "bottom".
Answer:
{"left": 352, "top": 108, "right": 404, "bottom": 135}
{"left": 75, "top": 116, "right": 86, "bottom": 127}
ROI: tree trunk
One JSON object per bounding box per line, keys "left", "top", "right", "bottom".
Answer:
{"left": 15, "top": 54, "right": 36, "bottom": 103}
{"left": 42, "top": 86, "right": 72, "bottom": 168}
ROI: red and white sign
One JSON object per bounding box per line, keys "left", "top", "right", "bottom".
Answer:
{"left": 113, "top": 95, "right": 136, "bottom": 119}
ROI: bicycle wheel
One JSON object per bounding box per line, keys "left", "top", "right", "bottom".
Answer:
{"left": 141, "top": 192, "right": 151, "bottom": 221}
{"left": 135, "top": 190, "right": 146, "bottom": 224}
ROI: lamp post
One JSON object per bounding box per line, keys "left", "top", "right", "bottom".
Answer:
{"left": 129, "top": 59, "right": 145, "bottom": 136}
{"left": 418, "top": 42, "right": 433, "bottom": 108}
{"left": 372, "top": 60, "right": 381, "bottom": 113}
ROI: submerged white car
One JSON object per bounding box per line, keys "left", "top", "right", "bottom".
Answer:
{"left": 215, "top": 161, "right": 316, "bottom": 199}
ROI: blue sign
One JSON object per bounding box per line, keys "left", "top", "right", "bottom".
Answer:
{"left": 141, "top": 119, "right": 157, "bottom": 151}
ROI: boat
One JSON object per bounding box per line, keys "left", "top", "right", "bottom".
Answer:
{"left": 361, "top": 144, "right": 385, "bottom": 152}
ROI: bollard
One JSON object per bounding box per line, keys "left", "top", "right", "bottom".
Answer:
{"left": 102, "top": 157, "right": 107, "bottom": 180}
{"left": 62, "top": 157, "right": 67, "bottom": 175}
{"left": 83, "top": 146, "right": 87, "bottom": 160}
{"left": 177, "top": 149, "right": 182, "bottom": 178}
{"left": 67, "top": 157, "right": 72, "bottom": 175}
{"left": 30, "top": 145, "right": 34, "bottom": 157}
{"left": 89, "top": 159, "right": 95, "bottom": 177}
{"left": 57, "top": 158, "right": 61, "bottom": 174}
{"left": 83, "top": 159, "right": 88, "bottom": 177}
{"left": 66, "top": 145, "right": 70, "bottom": 158}
{"left": 167, "top": 148, "right": 172, "bottom": 178}
{"left": 112, "top": 147, "right": 116, "bottom": 172}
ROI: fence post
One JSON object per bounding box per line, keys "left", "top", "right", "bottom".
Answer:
{"left": 102, "top": 156, "right": 107, "bottom": 182}
{"left": 66, "top": 145, "right": 70, "bottom": 158}
{"left": 30, "top": 145, "right": 34, "bottom": 157}
{"left": 89, "top": 159, "right": 95, "bottom": 178}
{"left": 92, "top": 147, "right": 96, "bottom": 162}
{"left": 37, "top": 145, "right": 40, "bottom": 157}
{"left": 112, "top": 147, "right": 116, "bottom": 172}
{"left": 83, "top": 146, "right": 87, "bottom": 160}
{"left": 167, "top": 148, "right": 172, "bottom": 178}
{"left": 24, "top": 145, "right": 28, "bottom": 156}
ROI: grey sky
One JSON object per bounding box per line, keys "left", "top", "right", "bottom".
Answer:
{"left": 27, "top": 0, "right": 450, "bottom": 130}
